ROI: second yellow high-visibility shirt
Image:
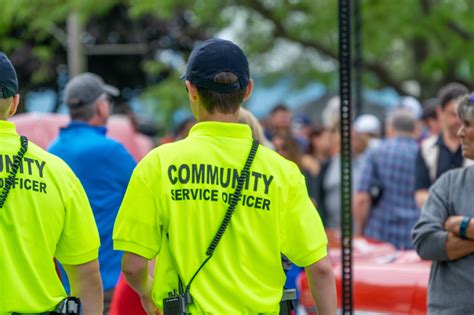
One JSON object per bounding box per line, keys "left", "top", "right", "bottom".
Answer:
{"left": 0, "top": 120, "right": 100, "bottom": 314}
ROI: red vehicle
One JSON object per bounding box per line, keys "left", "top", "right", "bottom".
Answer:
{"left": 298, "top": 233, "right": 429, "bottom": 314}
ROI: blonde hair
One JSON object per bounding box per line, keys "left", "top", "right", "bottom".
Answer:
{"left": 238, "top": 107, "right": 273, "bottom": 148}
{"left": 322, "top": 96, "right": 340, "bottom": 128}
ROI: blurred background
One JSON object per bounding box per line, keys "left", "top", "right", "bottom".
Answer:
{"left": 1, "top": 0, "right": 473, "bottom": 138}
{"left": 3, "top": 2, "right": 474, "bottom": 313}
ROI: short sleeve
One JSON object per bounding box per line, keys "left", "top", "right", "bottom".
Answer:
{"left": 113, "top": 158, "right": 163, "bottom": 260}
{"left": 55, "top": 174, "right": 100, "bottom": 265}
{"left": 106, "top": 142, "right": 136, "bottom": 188}
{"left": 280, "top": 168, "right": 328, "bottom": 267}
{"left": 415, "top": 149, "right": 432, "bottom": 190}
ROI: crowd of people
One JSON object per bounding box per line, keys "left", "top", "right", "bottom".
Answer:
{"left": 1, "top": 39, "right": 337, "bottom": 315}
{"left": 254, "top": 83, "right": 474, "bottom": 314}
{"left": 2, "top": 35, "right": 474, "bottom": 314}
{"left": 247, "top": 83, "right": 469, "bottom": 251}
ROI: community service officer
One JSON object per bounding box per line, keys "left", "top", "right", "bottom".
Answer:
{"left": 113, "top": 38, "right": 337, "bottom": 314}
{"left": 0, "top": 52, "right": 103, "bottom": 315}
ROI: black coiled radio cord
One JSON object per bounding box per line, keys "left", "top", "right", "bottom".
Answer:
{"left": 185, "top": 140, "right": 259, "bottom": 295}
{"left": 0, "top": 136, "right": 28, "bottom": 209}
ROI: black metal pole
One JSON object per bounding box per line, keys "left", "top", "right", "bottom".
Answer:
{"left": 339, "top": 0, "right": 353, "bottom": 314}
{"left": 354, "top": 0, "right": 363, "bottom": 116}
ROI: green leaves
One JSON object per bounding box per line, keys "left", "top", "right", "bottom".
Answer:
{"left": 1, "top": 0, "right": 473, "bottom": 126}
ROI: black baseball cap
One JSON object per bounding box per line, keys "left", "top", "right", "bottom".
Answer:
{"left": 0, "top": 52, "right": 19, "bottom": 99}
{"left": 183, "top": 38, "right": 249, "bottom": 93}
{"left": 64, "top": 72, "right": 119, "bottom": 107}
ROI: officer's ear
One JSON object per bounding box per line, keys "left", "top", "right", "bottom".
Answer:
{"left": 8, "top": 94, "right": 20, "bottom": 117}
{"left": 185, "top": 80, "right": 198, "bottom": 101}
{"left": 243, "top": 79, "right": 254, "bottom": 102}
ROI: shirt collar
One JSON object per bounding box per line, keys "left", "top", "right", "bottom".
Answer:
{"left": 437, "top": 134, "right": 462, "bottom": 152}
{"left": 188, "top": 121, "right": 252, "bottom": 139}
{"left": 63, "top": 121, "right": 107, "bottom": 135}
{"left": 0, "top": 120, "right": 18, "bottom": 136}
{"left": 436, "top": 135, "right": 444, "bottom": 146}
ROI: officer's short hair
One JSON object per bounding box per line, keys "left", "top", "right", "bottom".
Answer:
{"left": 0, "top": 97, "right": 12, "bottom": 118}
{"left": 197, "top": 72, "right": 246, "bottom": 114}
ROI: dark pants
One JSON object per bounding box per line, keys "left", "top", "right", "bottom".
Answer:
{"left": 103, "top": 288, "right": 115, "bottom": 315}
{"left": 14, "top": 289, "right": 115, "bottom": 315}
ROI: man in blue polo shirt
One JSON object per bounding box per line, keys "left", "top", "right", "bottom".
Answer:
{"left": 49, "top": 73, "right": 136, "bottom": 313}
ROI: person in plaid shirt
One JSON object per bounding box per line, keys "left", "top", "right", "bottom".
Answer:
{"left": 354, "top": 109, "right": 420, "bottom": 249}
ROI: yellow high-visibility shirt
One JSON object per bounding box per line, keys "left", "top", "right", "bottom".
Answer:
{"left": 114, "top": 121, "right": 327, "bottom": 314}
{"left": 0, "top": 120, "right": 100, "bottom": 314}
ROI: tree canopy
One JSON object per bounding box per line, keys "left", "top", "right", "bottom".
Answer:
{"left": 1, "top": 0, "right": 473, "bottom": 127}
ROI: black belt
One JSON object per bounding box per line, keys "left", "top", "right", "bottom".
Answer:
{"left": 12, "top": 297, "right": 80, "bottom": 315}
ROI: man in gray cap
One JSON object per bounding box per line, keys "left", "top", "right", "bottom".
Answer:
{"left": 49, "top": 72, "right": 136, "bottom": 313}
{"left": 0, "top": 54, "right": 103, "bottom": 314}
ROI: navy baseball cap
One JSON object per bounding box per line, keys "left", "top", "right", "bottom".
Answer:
{"left": 183, "top": 38, "right": 249, "bottom": 93}
{"left": 0, "top": 52, "right": 19, "bottom": 99}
